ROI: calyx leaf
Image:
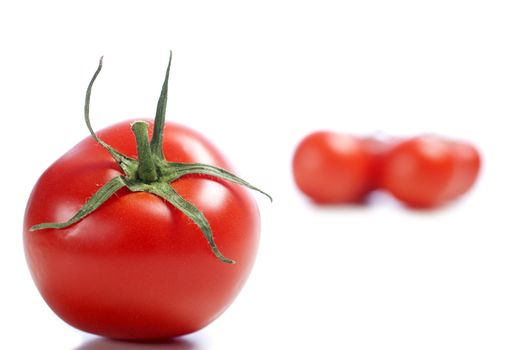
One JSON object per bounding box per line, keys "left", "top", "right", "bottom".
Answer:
{"left": 31, "top": 176, "right": 127, "bottom": 231}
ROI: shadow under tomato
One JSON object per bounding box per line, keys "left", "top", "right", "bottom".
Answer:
{"left": 308, "top": 196, "right": 373, "bottom": 208}
{"left": 74, "top": 337, "right": 201, "bottom": 350}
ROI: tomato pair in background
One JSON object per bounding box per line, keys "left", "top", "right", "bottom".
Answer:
{"left": 292, "top": 131, "right": 481, "bottom": 208}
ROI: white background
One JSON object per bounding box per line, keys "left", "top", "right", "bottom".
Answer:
{"left": 1, "top": 1, "right": 525, "bottom": 349}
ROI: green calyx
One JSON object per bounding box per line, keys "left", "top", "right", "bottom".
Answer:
{"left": 31, "top": 52, "right": 271, "bottom": 264}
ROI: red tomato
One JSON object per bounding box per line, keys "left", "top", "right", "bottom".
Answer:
{"left": 24, "top": 120, "right": 260, "bottom": 340}
{"left": 443, "top": 140, "right": 481, "bottom": 200}
{"left": 381, "top": 135, "right": 480, "bottom": 208}
{"left": 292, "top": 131, "right": 373, "bottom": 203}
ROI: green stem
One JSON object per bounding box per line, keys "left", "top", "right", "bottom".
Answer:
{"left": 131, "top": 121, "right": 158, "bottom": 182}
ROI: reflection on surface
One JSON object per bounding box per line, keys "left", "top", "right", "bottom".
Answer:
{"left": 74, "top": 337, "right": 200, "bottom": 350}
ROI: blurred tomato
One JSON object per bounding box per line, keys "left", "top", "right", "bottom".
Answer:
{"left": 381, "top": 135, "right": 480, "bottom": 208}
{"left": 292, "top": 131, "right": 373, "bottom": 204}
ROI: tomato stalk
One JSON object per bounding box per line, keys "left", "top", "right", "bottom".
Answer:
{"left": 131, "top": 121, "right": 159, "bottom": 183}
{"left": 31, "top": 52, "right": 271, "bottom": 264}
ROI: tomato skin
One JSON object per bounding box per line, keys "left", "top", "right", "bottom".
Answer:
{"left": 442, "top": 141, "right": 481, "bottom": 200}
{"left": 361, "top": 136, "right": 398, "bottom": 192}
{"left": 381, "top": 136, "right": 480, "bottom": 208}
{"left": 23, "top": 120, "right": 260, "bottom": 340}
{"left": 292, "top": 131, "right": 373, "bottom": 204}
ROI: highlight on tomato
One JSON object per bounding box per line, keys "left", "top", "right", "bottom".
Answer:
{"left": 23, "top": 53, "right": 271, "bottom": 341}
{"left": 380, "top": 135, "right": 481, "bottom": 208}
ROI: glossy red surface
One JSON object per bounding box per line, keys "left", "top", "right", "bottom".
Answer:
{"left": 24, "top": 120, "right": 260, "bottom": 340}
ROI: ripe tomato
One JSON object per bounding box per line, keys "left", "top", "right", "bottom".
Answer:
{"left": 23, "top": 55, "right": 269, "bottom": 340}
{"left": 380, "top": 135, "right": 480, "bottom": 208}
{"left": 442, "top": 140, "right": 481, "bottom": 200}
{"left": 292, "top": 131, "right": 373, "bottom": 204}
{"left": 24, "top": 121, "right": 259, "bottom": 340}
